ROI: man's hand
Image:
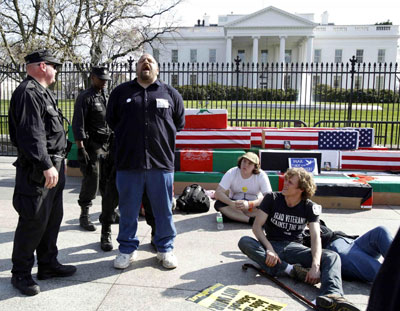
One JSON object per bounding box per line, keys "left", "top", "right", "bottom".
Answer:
{"left": 77, "top": 147, "right": 90, "bottom": 165}
{"left": 305, "top": 265, "right": 321, "bottom": 285}
{"left": 265, "top": 249, "right": 281, "bottom": 267}
{"left": 235, "top": 200, "right": 249, "bottom": 211}
{"left": 43, "top": 166, "right": 59, "bottom": 189}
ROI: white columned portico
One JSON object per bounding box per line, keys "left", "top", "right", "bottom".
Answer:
{"left": 226, "top": 37, "right": 232, "bottom": 64}
{"left": 252, "top": 36, "right": 259, "bottom": 88}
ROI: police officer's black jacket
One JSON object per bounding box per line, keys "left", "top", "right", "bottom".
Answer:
{"left": 9, "top": 76, "right": 67, "bottom": 171}
{"left": 106, "top": 79, "right": 185, "bottom": 172}
{"left": 72, "top": 87, "right": 109, "bottom": 143}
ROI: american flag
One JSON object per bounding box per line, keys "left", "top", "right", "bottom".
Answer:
{"left": 340, "top": 150, "right": 400, "bottom": 171}
{"left": 176, "top": 128, "right": 251, "bottom": 149}
{"left": 341, "top": 128, "right": 374, "bottom": 147}
{"left": 263, "top": 129, "right": 359, "bottom": 150}
{"left": 318, "top": 131, "right": 359, "bottom": 150}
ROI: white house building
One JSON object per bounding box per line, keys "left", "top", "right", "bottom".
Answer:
{"left": 146, "top": 6, "right": 399, "bottom": 91}
{"left": 149, "top": 6, "right": 399, "bottom": 66}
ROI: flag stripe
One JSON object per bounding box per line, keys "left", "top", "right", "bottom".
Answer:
{"left": 342, "top": 156, "right": 400, "bottom": 162}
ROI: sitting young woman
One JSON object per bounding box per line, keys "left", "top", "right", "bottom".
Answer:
{"left": 214, "top": 152, "right": 272, "bottom": 225}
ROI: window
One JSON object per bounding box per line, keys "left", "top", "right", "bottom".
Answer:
{"left": 355, "top": 76, "right": 363, "bottom": 89}
{"left": 171, "top": 74, "right": 178, "bottom": 86}
{"left": 375, "top": 76, "right": 384, "bottom": 89}
{"left": 284, "top": 75, "right": 291, "bottom": 89}
{"left": 356, "top": 49, "right": 364, "bottom": 63}
{"left": 238, "top": 50, "right": 245, "bottom": 63}
{"left": 333, "top": 75, "right": 342, "bottom": 88}
{"left": 314, "top": 49, "right": 321, "bottom": 63}
{"left": 261, "top": 50, "right": 268, "bottom": 64}
{"left": 153, "top": 49, "right": 160, "bottom": 62}
{"left": 171, "top": 50, "right": 178, "bottom": 63}
{"left": 208, "top": 74, "right": 217, "bottom": 84}
{"left": 285, "top": 50, "right": 292, "bottom": 63}
{"left": 190, "top": 74, "right": 197, "bottom": 85}
{"left": 312, "top": 75, "right": 321, "bottom": 86}
{"left": 209, "top": 49, "right": 216, "bottom": 63}
{"left": 378, "top": 49, "right": 386, "bottom": 63}
{"left": 190, "top": 49, "right": 197, "bottom": 63}
{"left": 335, "top": 49, "right": 342, "bottom": 63}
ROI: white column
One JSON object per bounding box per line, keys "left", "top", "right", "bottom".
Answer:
{"left": 279, "top": 36, "right": 286, "bottom": 89}
{"left": 226, "top": 36, "right": 233, "bottom": 86}
{"left": 306, "top": 36, "right": 314, "bottom": 64}
{"left": 252, "top": 36, "right": 259, "bottom": 88}
{"left": 226, "top": 37, "right": 232, "bottom": 64}
{"left": 279, "top": 36, "right": 286, "bottom": 64}
{"left": 252, "top": 36, "right": 259, "bottom": 64}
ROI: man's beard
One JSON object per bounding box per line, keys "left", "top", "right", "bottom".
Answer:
{"left": 140, "top": 71, "right": 155, "bottom": 81}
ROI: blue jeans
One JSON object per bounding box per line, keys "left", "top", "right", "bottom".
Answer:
{"left": 116, "top": 169, "right": 176, "bottom": 254}
{"left": 326, "top": 226, "right": 393, "bottom": 283}
{"left": 238, "top": 236, "right": 343, "bottom": 296}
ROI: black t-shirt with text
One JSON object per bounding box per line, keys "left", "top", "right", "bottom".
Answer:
{"left": 260, "top": 192, "right": 320, "bottom": 243}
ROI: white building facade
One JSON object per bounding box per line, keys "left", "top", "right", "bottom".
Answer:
{"left": 149, "top": 6, "right": 399, "bottom": 67}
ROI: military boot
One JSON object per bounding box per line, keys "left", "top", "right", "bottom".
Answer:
{"left": 101, "top": 224, "right": 113, "bottom": 251}
{"left": 79, "top": 206, "right": 96, "bottom": 231}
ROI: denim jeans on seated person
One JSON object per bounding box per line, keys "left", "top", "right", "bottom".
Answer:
{"left": 238, "top": 236, "right": 344, "bottom": 296}
{"left": 326, "top": 226, "right": 393, "bottom": 283}
{"left": 116, "top": 169, "right": 176, "bottom": 254}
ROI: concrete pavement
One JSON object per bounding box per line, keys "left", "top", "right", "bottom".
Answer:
{"left": 0, "top": 156, "right": 399, "bottom": 311}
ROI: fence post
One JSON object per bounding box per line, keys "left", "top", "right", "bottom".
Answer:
{"left": 234, "top": 56, "right": 241, "bottom": 126}
{"left": 128, "top": 57, "right": 134, "bottom": 81}
{"left": 347, "top": 55, "right": 357, "bottom": 124}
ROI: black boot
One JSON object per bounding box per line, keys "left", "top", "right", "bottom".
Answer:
{"left": 79, "top": 206, "right": 96, "bottom": 231}
{"left": 101, "top": 224, "right": 113, "bottom": 251}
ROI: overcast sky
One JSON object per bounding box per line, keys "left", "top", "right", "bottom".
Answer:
{"left": 175, "top": 0, "right": 400, "bottom": 26}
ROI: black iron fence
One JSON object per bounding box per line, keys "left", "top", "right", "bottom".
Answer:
{"left": 1, "top": 56, "right": 399, "bottom": 155}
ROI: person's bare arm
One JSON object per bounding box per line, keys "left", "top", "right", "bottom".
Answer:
{"left": 306, "top": 221, "right": 322, "bottom": 285}
{"left": 252, "top": 209, "right": 281, "bottom": 267}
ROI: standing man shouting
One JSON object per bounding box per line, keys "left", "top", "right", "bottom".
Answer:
{"left": 8, "top": 50, "right": 76, "bottom": 296}
{"left": 106, "top": 53, "right": 185, "bottom": 269}
{"left": 72, "top": 66, "right": 118, "bottom": 251}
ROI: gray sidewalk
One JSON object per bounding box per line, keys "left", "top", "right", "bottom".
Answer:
{"left": 0, "top": 156, "right": 399, "bottom": 311}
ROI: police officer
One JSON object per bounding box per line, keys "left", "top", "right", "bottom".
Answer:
{"left": 72, "top": 66, "right": 118, "bottom": 251}
{"left": 8, "top": 49, "right": 76, "bottom": 296}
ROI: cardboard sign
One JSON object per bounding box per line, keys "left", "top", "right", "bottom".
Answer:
{"left": 187, "top": 283, "right": 286, "bottom": 311}
{"left": 289, "top": 158, "right": 318, "bottom": 175}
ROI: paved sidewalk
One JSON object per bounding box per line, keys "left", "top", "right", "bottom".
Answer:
{"left": 0, "top": 156, "right": 399, "bottom": 311}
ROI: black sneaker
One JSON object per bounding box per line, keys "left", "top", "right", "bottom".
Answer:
{"left": 316, "top": 294, "right": 361, "bottom": 311}
{"left": 37, "top": 264, "right": 77, "bottom": 280}
{"left": 290, "top": 264, "right": 309, "bottom": 282}
{"left": 11, "top": 274, "right": 40, "bottom": 296}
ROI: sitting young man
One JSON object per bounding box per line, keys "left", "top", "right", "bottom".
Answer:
{"left": 238, "top": 167, "right": 360, "bottom": 311}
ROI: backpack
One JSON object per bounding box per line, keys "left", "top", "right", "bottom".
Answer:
{"left": 176, "top": 184, "right": 210, "bottom": 213}
{"left": 302, "top": 219, "right": 359, "bottom": 248}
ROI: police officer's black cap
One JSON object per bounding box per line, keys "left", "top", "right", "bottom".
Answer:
{"left": 91, "top": 66, "right": 111, "bottom": 81}
{"left": 24, "top": 49, "right": 62, "bottom": 66}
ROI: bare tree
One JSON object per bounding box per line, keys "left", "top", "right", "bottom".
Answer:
{"left": 0, "top": 0, "right": 183, "bottom": 66}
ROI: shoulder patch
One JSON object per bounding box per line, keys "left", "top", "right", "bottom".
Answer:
{"left": 312, "top": 204, "right": 322, "bottom": 216}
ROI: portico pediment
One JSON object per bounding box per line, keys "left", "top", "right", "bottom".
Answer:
{"left": 225, "top": 6, "right": 316, "bottom": 28}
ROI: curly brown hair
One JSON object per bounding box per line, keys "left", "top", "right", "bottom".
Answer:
{"left": 284, "top": 167, "right": 316, "bottom": 200}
